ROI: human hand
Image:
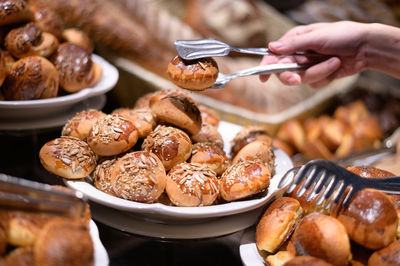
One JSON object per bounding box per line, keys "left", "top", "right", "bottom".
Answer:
{"left": 260, "top": 21, "right": 369, "bottom": 88}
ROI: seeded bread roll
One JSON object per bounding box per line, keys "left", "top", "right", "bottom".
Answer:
{"left": 39, "top": 136, "right": 96, "bottom": 179}
{"left": 61, "top": 109, "right": 107, "bottom": 141}
{"left": 30, "top": 4, "right": 65, "bottom": 39}
{"left": 112, "top": 107, "right": 155, "bottom": 138}
{"left": 111, "top": 151, "right": 166, "bottom": 203}
{"left": 0, "top": 0, "right": 33, "bottom": 26}
{"left": 3, "top": 56, "right": 59, "bottom": 100}
{"left": 87, "top": 114, "right": 139, "bottom": 157}
{"left": 189, "top": 142, "right": 229, "bottom": 175}
{"left": 166, "top": 162, "right": 219, "bottom": 207}
{"left": 291, "top": 212, "right": 351, "bottom": 266}
{"left": 150, "top": 92, "right": 202, "bottom": 136}
{"left": 219, "top": 160, "right": 272, "bottom": 201}
{"left": 230, "top": 125, "right": 273, "bottom": 158}
{"left": 167, "top": 56, "right": 219, "bottom": 91}
{"left": 256, "top": 197, "right": 303, "bottom": 253}
{"left": 141, "top": 125, "right": 192, "bottom": 171}
{"left": 92, "top": 157, "right": 118, "bottom": 196}
{"left": 34, "top": 218, "right": 93, "bottom": 266}
{"left": 232, "top": 140, "right": 275, "bottom": 168}
{"left": 368, "top": 240, "right": 400, "bottom": 266}
{"left": 191, "top": 122, "right": 224, "bottom": 149}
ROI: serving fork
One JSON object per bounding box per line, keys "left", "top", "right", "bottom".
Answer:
{"left": 279, "top": 159, "right": 400, "bottom": 213}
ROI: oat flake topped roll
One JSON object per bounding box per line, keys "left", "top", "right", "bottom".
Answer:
{"left": 166, "top": 162, "right": 219, "bottom": 207}
{"left": 61, "top": 109, "right": 107, "bottom": 141}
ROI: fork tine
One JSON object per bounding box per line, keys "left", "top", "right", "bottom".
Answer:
{"left": 315, "top": 175, "right": 336, "bottom": 206}
{"left": 325, "top": 180, "right": 345, "bottom": 210}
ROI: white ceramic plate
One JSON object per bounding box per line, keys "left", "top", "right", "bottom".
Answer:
{"left": 239, "top": 226, "right": 265, "bottom": 266}
{"left": 90, "top": 219, "right": 109, "bottom": 266}
{"left": 0, "top": 54, "right": 118, "bottom": 120}
{"left": 65, "top": 121, "right": 294, "bottom": 220}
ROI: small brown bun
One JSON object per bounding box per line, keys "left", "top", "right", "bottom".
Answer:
{"left": 283, "top": 256, "right": 334, "bottom": 266}
{"left": 0, "top": 0, "right": 33, "bottom": 26}
{"left": 92, "top": 157, "right": 118, "bottom": 196}
{"left": 265, "top": 251, "right": 295, "bottom": 266}
{"left": 147, "top": 88, "right": 189, "bottom": 107}
{"left": 110, "top": 151, "right": 166, "bottom": 203}
{"left": 219, "top": 160, "right": 271, "bottom": 201}
{"left": 189, "top": 142, "right": 229, "bottom": 175}
{"left": 191, "top": 122, "right": 224, "bottom": 149}
{"left": 167, "top": 56, "right": 219, "bottom": 91}
{"left": 150, "top": 92, "right": 202, "bottom": 136}
{"left": 166, "top": 162, "right": 219, "bottom": 206}
{"left": 368, "top": 240, "right": 400, "bottom": 266}
{"left": 230, "top": 125, "right": 272, "bottom": 158}
{"left": 5, "top": 22, "right": 59, "bottom": 59}
{"left": 30, "top": 5, "right": 64, "bottom": 39}
{"left": 39, "top": 136, "right": 97, "bottom": 179}
{"left": 232, "top": 140, "right": 275, "bottom": 168}
{"left": 112, "top": 107, "right": 156, "bottom": 138}
{"left": 141, "top": 125, "right": 192, "bottom": 171}
{"left": 34, "top": 218, "right": 93, "bottom": 266}
{"left": 291, "top": 212, "right": 351, "bottom": 266}
{"left": 87, "top": 114, "right": 139, "bottom": 157}
{"left": 61, "top": 109, "right": 107, "bottom": 141}
{"left": 256, "top": 197, "right": 303, "bottom": 253}
{"left": 50, "top": 42, "right": 102, "bottom": 93}
{"left": 336, "top": 188, "right": 398, "bottom": 250}
{"left": 3, "top": 246, "right": 34, "bottom": 266}
{"left": 133, "top": 92, "right": 154, "bottom": 109}
{"left": 276, "top": 119, "right": 306, "bottom": 153}
{"left": 0, "top": 50, "right": 6, "bottom": 88}
{"left": 199, "top": 105, "right": 220, "bottom": 127}
{"left": 62, "top": 28, "right": 94, "bottom": 53}
{"left": 3, "top": 56, "right": 59, "bottom": 100}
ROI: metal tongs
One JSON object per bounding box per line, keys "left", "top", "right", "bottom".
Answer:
{"left": 174, "top": 38, "right": 325, "bottom": 88}
{"left": 0, "top": 173, "right": 87, "bottom": 218}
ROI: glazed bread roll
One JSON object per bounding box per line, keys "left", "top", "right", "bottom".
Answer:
{"left": 0, "top": 0, "right": 33, "bottom": 26}
{"left": 61, "top": 109, "right": 107, "bottom": 141}
{"left": 368, "top": 240, "right": 400, "bottom": 266}
{"left": 291, "top": 212, "right": 351, "bottom": 266}
{"left": 283, "top": 256, "right": 334, "bottom": 266}
{"left": 5, "top": 22, "right": 59, "bottom": 58}
{"left": 39, "top": 136, "right": 97, "bottom": 179}
{"left": 0, "top": 51, "right": 6, "bottom": 89}
{"left": 34, "top": 218, "right": 93, "bottom": 266}
{"left": 230, "top": 125, "right": 272, "bottom": 158}
{"left": 30, "top": 4, "right": 65, "bottom": 39}
{"left": 166, "top": 162, "right": 219, "bottom": 207}
{"left": 189, "top": 142, "right": 229, "bottom": 175}
{"left": 150, "top": 92, "right": 202, "bottom": 136}
{"left": 111, "top": 151, "right": 166, "bottom": 203}
{"left": 191, "top": 122, "right": 224, "bottom": 149}
{"left": 336, "top": 188, "right": 398, "bottom": 250}
{"left": 141, "top": 125, "right": 192, "bottom": 171}
{"left": 256, "top": 197, "right": 303, "bottom": 253}
{"left": 62, "top": 28, "right": 94, "bottom": 53}
{"left": 3, "top": 246, "right": 34, "bottom": 265}
{"left": 92, "top": 157, "right": 117, "bottom": 196}
{"left": 87, "top": 114, "right": 139, "bottom": 157}
{"left": 198, "top": 105, "right": 220, "bottom": 127}
{"left": 112, "top": 107, "right": 155, "bottom": 138}
{"left": 232, "top": 140, "right": 275, "bottom": 168}
{"left": 167, "top": 56, "right": 219, "bottom": 91}
{"left": 219, "top": 160, "right": 272, "bottom": 201}
{"left": 265, "top": 251, "right": 295, "bottom": 266}
{"left": 50, "top": 42, "right": 102, "bottom": 93}
{"left": 3, "top": 56, "right": 59, "bottom": 100}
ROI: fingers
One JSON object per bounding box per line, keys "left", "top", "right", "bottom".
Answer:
{"left": 259, "top": 55, "right": 279, "bottom": 82}
{"left": 300, "top": 57, "right": 341, "bottom": 85}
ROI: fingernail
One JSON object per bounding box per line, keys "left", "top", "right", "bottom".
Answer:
{"left": 328, "top": 58, "right": 340, "bottom": 70}
{"left": 270, "top": 42, "right": 283, "bottom": 50}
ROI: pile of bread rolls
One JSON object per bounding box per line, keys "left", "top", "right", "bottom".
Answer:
{"left": 255, "top": 166, "right": 400, "bottom": 266}
{"left": 0, "top": 0, "right": 101, "bottom": 101}
{"left": 0, "top": 186, "right": 94, "bottom": 266}
{"left": 39, "top": 88, "right": 276, "bottom": 207}
{"left": 273, "top": 100, "right": 384, "bottom": 161}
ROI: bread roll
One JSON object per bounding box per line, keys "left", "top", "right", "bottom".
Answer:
{"left": 5, "top": 22, "right": 59, "bottom": 59}
{"left": 34, "top": 218, "right": 93, "bottom": 266}
{"left": 336, "top": 188, "right": 398, "bottom": 250}
{"left": 0, "top": 50, "right": 6, "bottom": 89}
{"left": 87, "top": 114, "right": 139, "bottom": 157}
{"left": 133, "top": 92, "right": 155, "bottom": 109}
{"left": 111, "top": 151, "right": 166, "bottom": 203}
{"left": 230, "top": 125, "right": 272, "bottom": 158}
{"left": 50, "top": 42, "right": 102, "bottom": 93}
{"left": 112, "top": 107, "right": 155, "bottom": 138}
{"left": 219, "top": 160, "right": 271, "bottom": 201}
{"left": 166, "top": 162, "right": 219, "bottom": 207}
{"left": 283, "top": 256, "right": 334, "bottom": 266}
{"left": 368, "top": 240, "right": 400, "bottom": 266}
{"left": 0, "top": 211, "right": 9, "bottom": 256}
{"left": 3, "top": 56, "right": 59, "bottom": 100}
{"left": 291, "top": 212, "right": 351, "bottom": 266}
{"left": 199, "top": 105, "right": 220, "bottom": 127}
{"left": 39, "top": 136, "right": 97, "bottom": 179}
{"left": 92, "top": 157, "right": 117, "bottom": 196}
{"left": 265, "top": 251, "right": 295, "bottom": 266}
{"left": 2, "top": 246, "right": 34, "bottom": 266}
{"left": 191, "top": 122, "right": 224, "bottom": 149}
{"left": 189, "top": 142, "right": 229, "bottom": 175}
{"left": 276, "top": 119, "right": 306, "bottom": 153}
{"left": 0, "top": 0, "right": 33, "bottom": 26}
{"left": 141, "top": 125, "right": 192, "bottom": 171}
{"left": 62, "top": 28, "right": 94, "bottom": 53}
{"left": 61, "top": 109, "right": 107, "bottom": 141}
{"left": 232, "top": 140, "right": 275, "bottom": 168}
{"left": 30, "top": 4, "right": 65, "bottom": 39}
{"left": 256, "top": 197, "right": 303, "bottom": 253}
{"left": 150, "top": 91, "right": 202, "bottom": 136}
